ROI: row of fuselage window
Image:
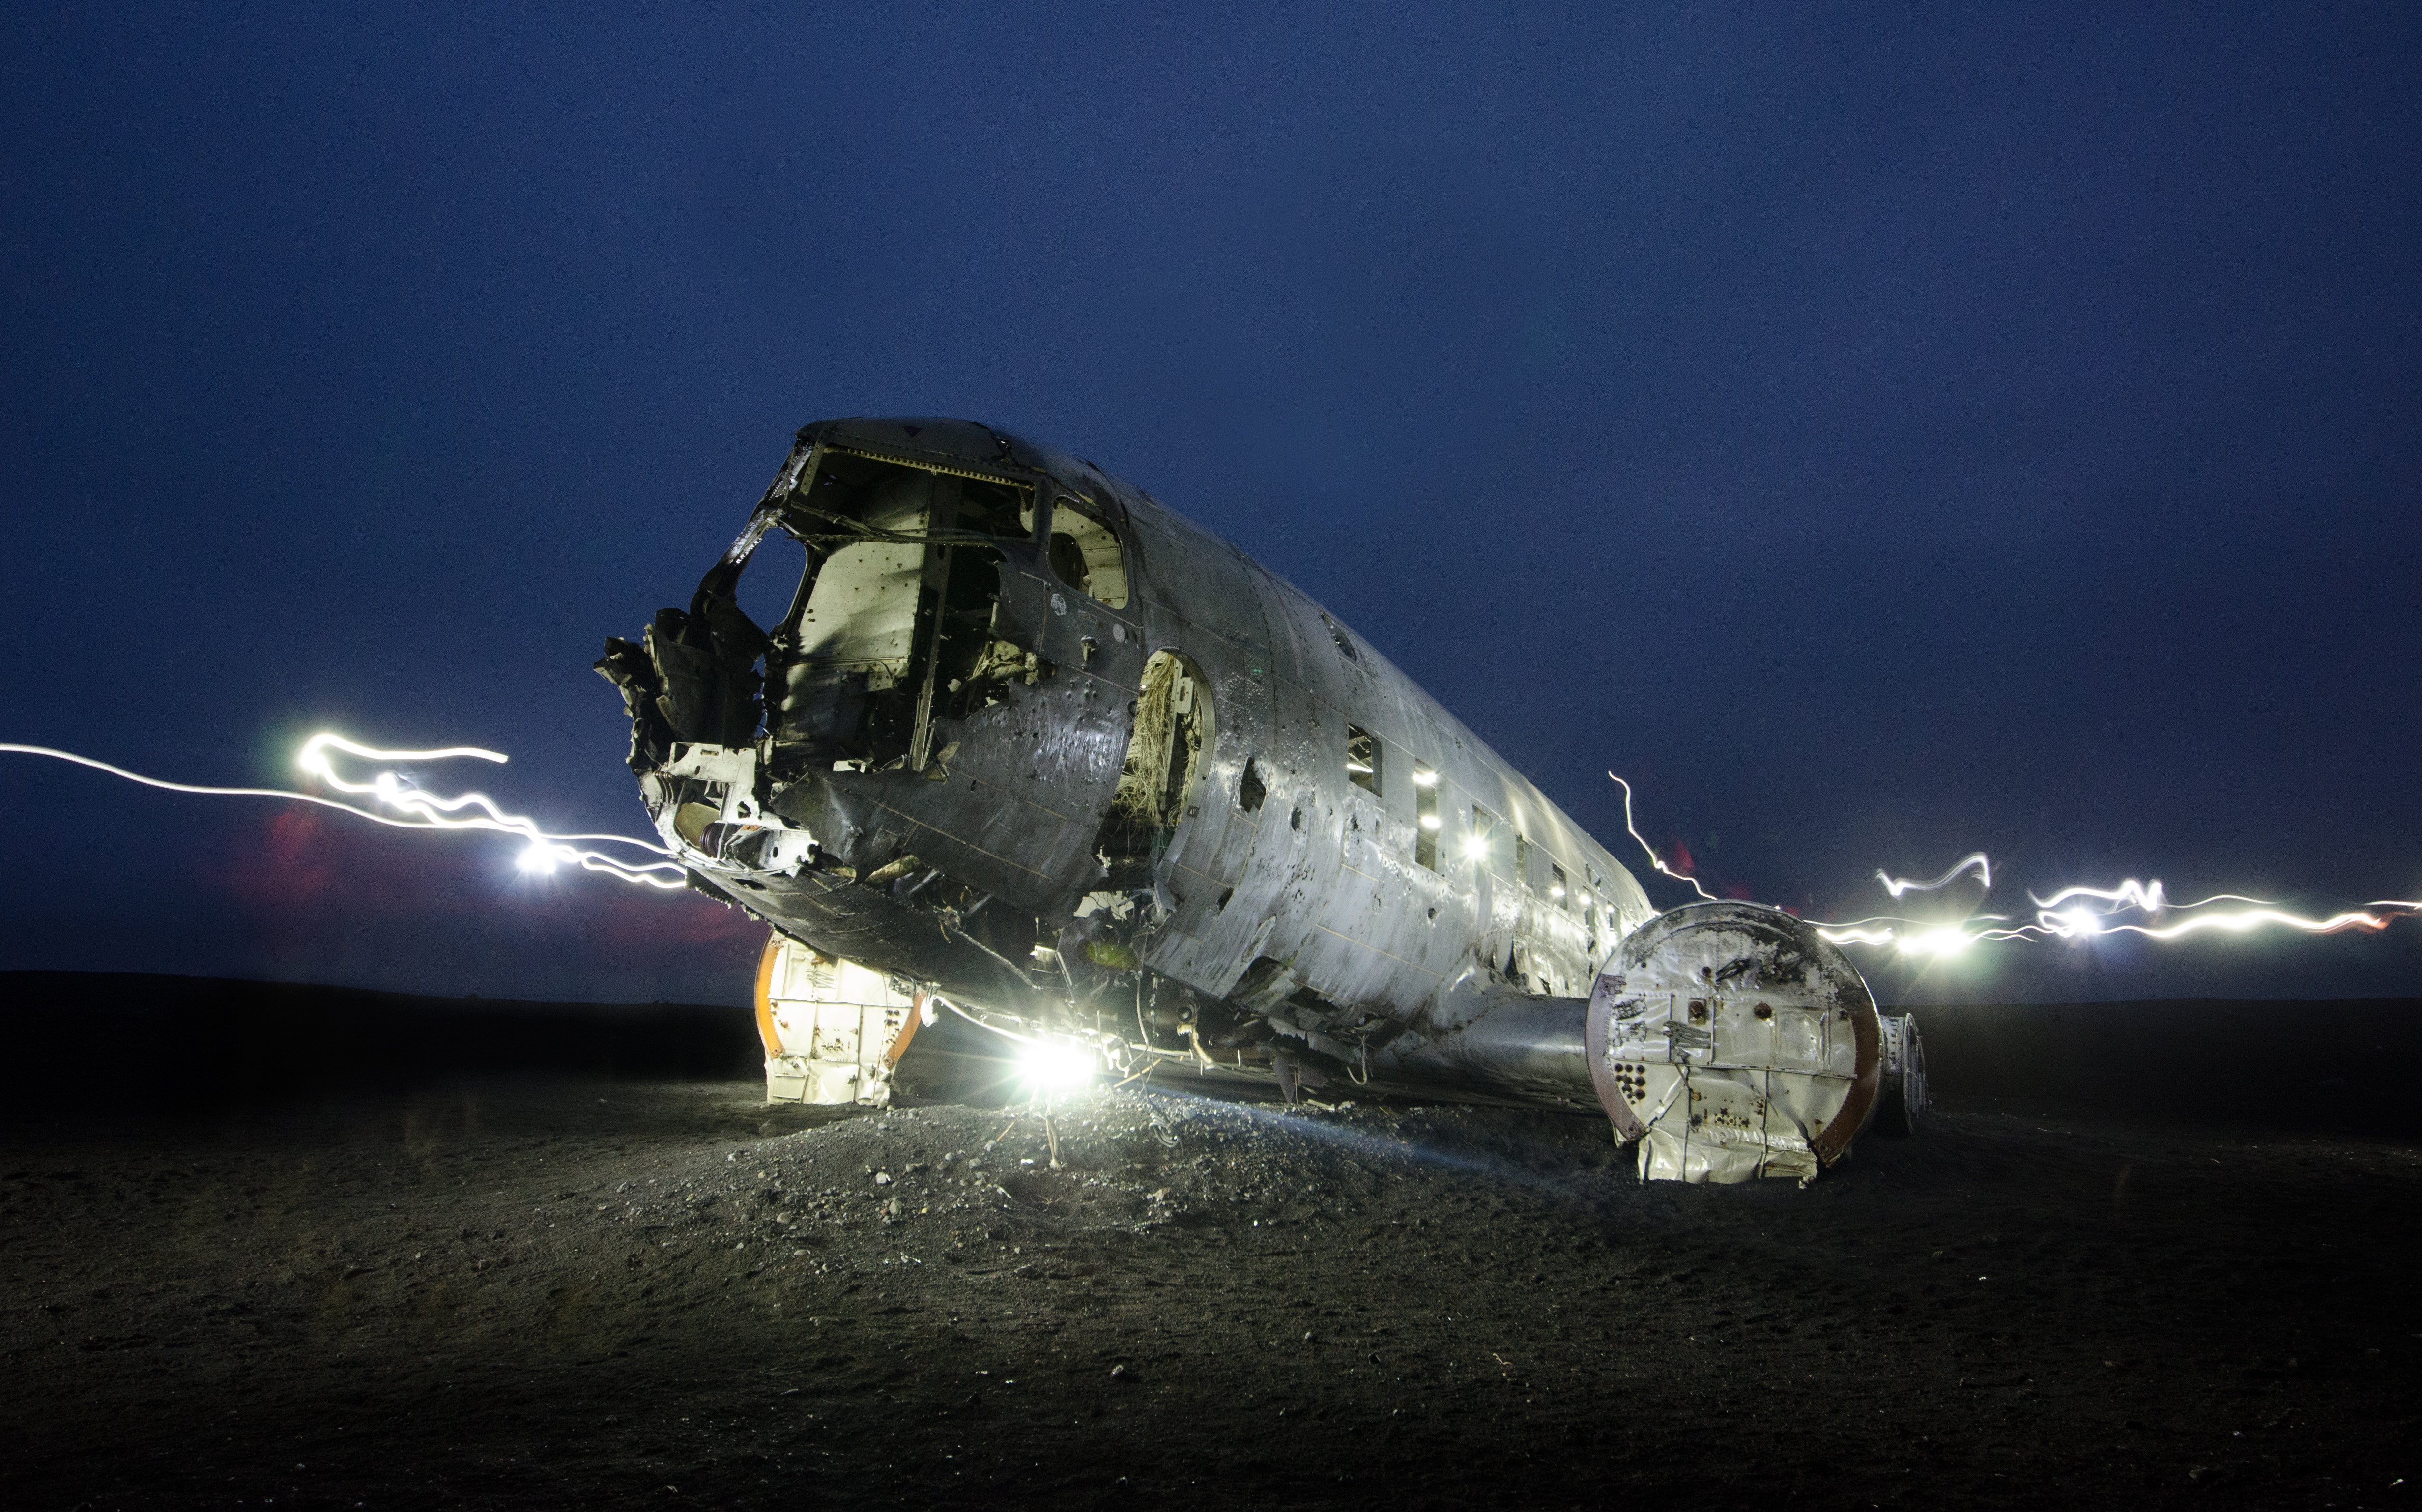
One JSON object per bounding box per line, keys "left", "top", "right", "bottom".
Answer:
{"left": 1342, "top": 722, "right": 1612, "bottom": 934}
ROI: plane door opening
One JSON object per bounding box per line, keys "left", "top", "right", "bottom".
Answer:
{"left": 1096, "top": 650, "right": 1214, "bottom": 889}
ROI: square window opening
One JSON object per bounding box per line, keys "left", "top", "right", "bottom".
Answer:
{"left": 1413, "top": 762, "right": 1440, "bottom": 869}
{"left": 1346, "top": 725, "right": 1382, "bottom": 797}
{"left": 1046, "top": 493, "right": 1129, "bottom": 608}
{"left": 1468, "top": 805, "right": 1511, "bottom": 878}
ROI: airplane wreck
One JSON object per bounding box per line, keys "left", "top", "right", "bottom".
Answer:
{"left": 596, "top": 419, "right": 1923, "bottom": 1183}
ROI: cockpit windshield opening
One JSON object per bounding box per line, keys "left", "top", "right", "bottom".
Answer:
{"left": 765, "top": 449, "right": 1036, "bottom": 769}
{"left": 1048, "top": 493, "right": 1128, "bottom": 607}
{"left": 1345, "top": 725, "right": 1382, "bottom": 797}
{"left": 733, "top": 527, "right": 810, "bottom": 647}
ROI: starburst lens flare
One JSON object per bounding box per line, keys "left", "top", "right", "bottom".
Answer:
{"left": 517, "top": 843, "right": 567, "bottom": 876}
{"left": 1016, "top": 1037, "right": 1098, "bottom": 1095}
{"left": 1898, "top": 927, "right": 1979, "bottom": 959}
{"left": 2, "top": 734, "right": 687, "bottom": 889}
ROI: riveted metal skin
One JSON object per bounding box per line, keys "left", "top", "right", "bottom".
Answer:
{"left": 605, "top": 419, "right": 1881, "bottom": 1147}
{"left": 1586, "top": 902, "right": 1885, "bottom": 1182}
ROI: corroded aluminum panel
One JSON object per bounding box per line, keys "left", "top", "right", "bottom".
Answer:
{"left": 1586, "top": 902, "right": 1883, "bottom": 1184}
{"left": 758, "top": 934, "right": 919, "bottom": 1105}
{"left": 601, "top": 417, "right": 1745, "bottom": 1127}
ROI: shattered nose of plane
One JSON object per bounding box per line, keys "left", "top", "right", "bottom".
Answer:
{"left": 590, "top": 417, "right": 1152, "bottom": 1006}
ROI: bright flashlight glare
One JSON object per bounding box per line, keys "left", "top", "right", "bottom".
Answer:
{"left": 2, "top": 734, "right": 687, "bottom": 889}
{"left": 1897, "top": 927, "right": 1976, "bottom": 958}
{"left": 1463, "top": 836, "right": 1489, "bottom": 859}
{"left": 1016, "top": 1037, "right": 1098, "bottom": 1094}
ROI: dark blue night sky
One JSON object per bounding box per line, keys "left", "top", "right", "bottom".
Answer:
{"left": 5, "top": 5, "right": 2417, "bottom": 1006}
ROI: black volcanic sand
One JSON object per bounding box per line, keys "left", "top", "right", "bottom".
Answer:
{"left": 4, "top": 984, "right": 2421, "bottom": 1511}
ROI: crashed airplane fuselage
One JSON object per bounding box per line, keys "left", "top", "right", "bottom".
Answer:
{"left": 597, "top": 419, "right": 1921, "bottom": 1183}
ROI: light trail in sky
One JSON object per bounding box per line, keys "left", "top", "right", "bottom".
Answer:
{"left": 1607, "top": 771, "right": 1717, "bottom": 902}
{"left": 1607, "top": 771, "right": 2418, "bottom": 961}
{"left": 1825, "top": 865, "right": 2420, "bottom": 958}
{"left": 1, "top": 735, "right": 688, "bottom": 889}
{"left": 1878, "top": 852, "right": 1991, "bottom": 897}
{"left": 10, "top": 736, "right": 2414, "bottom": 960}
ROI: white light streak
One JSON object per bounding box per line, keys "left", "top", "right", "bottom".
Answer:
{"left": 2039, "top": 901, "right": 2410, "bottom": 942}
{"left": 1815, "top": 852, "right": 2420, "bottom": 958}
{"left": 1607, "top": 771, "right": 1716, "bottom": 902}
{"left": 1576, "top": 766, "right": 2422, "bottom": 963}
{"left": 1897, "top": 927, "right": 1978, "bottom": 958}
{"left": 1877, "top": 852, "right": 1991, "bottom": 898}
{"left": 4, "top": 735, "right": 687, "bottom": 889}
{"left": 1813, "top": 925, "right": 1898, "bottom": 947}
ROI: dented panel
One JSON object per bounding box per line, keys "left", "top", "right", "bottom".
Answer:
{"left": 597, "top": 418, "right": 1901, "bottom": 1182}
{"left": 1586, "top": 903, "right": 1889, "bottom": 1183}
{"left": 759, "top": 935, "right": 920, "bottom": 1106}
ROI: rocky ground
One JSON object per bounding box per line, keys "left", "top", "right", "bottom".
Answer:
{"left": 6, "top": 1061, "right": 2421, "bottom": 1511}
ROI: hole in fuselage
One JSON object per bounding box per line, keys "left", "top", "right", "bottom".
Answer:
{"left": 1094, "top": 650, "right": 1215, "bottom": 891}
{"left": 1239, "top": 758, "right": 1267, "bottom": 813}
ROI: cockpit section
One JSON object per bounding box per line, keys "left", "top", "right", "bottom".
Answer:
{"left": 593, "top": 428, "right": 1151, "bottom": 989}
{"left": 600, "top": 436, "right": 1138, "bottom": 786}
{"left": 765, "top": 449, "right": 1043, "bottom": 772}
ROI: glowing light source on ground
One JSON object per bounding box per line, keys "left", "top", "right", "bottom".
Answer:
{"left": 1016, "top": 1037, "right": 1098, "bottom": 1096}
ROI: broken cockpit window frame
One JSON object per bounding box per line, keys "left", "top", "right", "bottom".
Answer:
{"left": 1044, "top": 491, "right": 1129, "bottom": 608}
{"left": 733, "top": 528, "right": 811, "bottom": 642}
{"left": 1345, "top": 725, "right": 1382, "bottom": 797}
{"left": 751, "top": 446, "right": 1041, "bottom": 772}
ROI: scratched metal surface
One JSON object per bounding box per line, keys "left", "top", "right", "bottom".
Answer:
{"left": 600, "top": 417, "right": 1657, "bottom": 1101}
